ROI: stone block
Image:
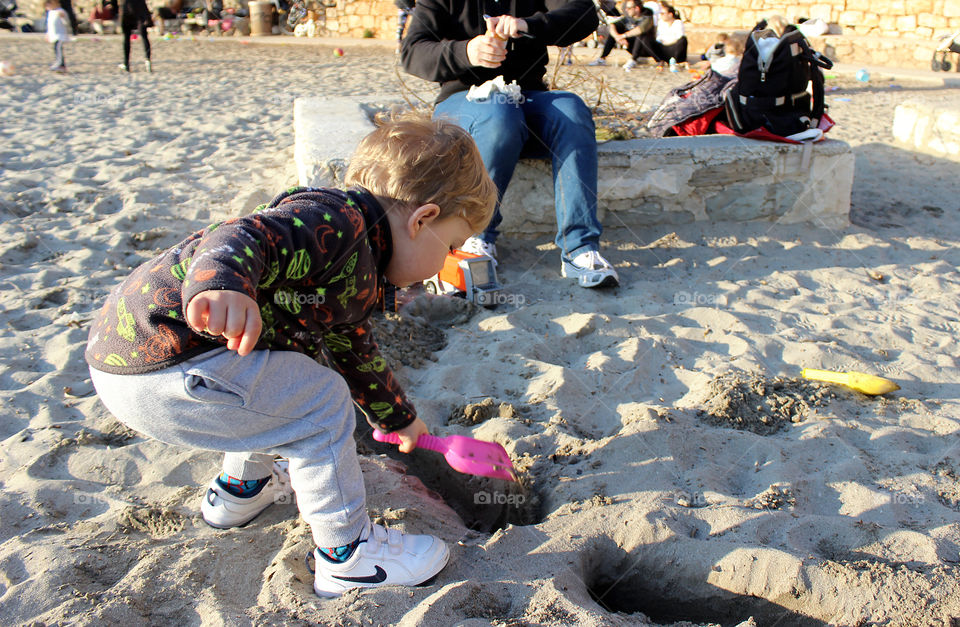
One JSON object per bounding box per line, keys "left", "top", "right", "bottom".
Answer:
{"left": 845, "top": 0, "right": 872, "bottom": 10}
{"left": 838, "top": 10, "right": 864, "bottom": 25}
{"left": 293, "top": 97, "right": 371, "bottom": 188}
{"left": 896, "top": 15, "right": 918, "bottom": 31}
{"left": 945, "top": 0, "right": 960, "bottom": 16}
{"left": 893, "top": 101, "right": 960, "bottom": 161}
{"left": 808, "top": 4, "right": 833, "bottom": 21}
{"left": 294, "top": 99, "right": 853, "bottom": 236}
{"left": 906, "top": 0, "right": 935, "bottom": 11}
{"left": 711, "top": 6, "right": 740, "bottom": 27}
{"left": 878, "top": 15, "right": 897, "bottom": 30}
{"left": 689, "top": 6, "right": 711, "bottom": 24}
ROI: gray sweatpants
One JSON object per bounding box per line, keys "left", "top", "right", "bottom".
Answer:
{"left": 89, "top": 347, "right": 368, "bottom": 548}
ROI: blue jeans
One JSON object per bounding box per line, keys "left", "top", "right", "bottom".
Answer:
{"left": 434, "top": 90, "right": 602, "bottom": 260}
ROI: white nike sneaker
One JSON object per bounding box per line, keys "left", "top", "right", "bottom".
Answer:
{"left": 312, "top": 521, "right": 449, "bottom": 597}
{"left": 623, "top": 58, "right": 638, "bottom": 71}
{"left": 561, "top": 249, "right": 620, "bottom": 288}
{"left": 200, "top": 459, "right": 293, "bottom": 528}
{"left": 460, "top": 235, "right": 498, "bottom": 267}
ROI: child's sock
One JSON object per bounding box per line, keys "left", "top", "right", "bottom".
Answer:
{"left": 215, "top": 472, "right": 270, "bottom": 498}
{"left": 317, "top": 536, "right": 363, "bottom": 563}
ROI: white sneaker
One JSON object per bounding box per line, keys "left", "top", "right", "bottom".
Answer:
{"left": 118, "top": 63, "right": 129, "bottom": 72}
{"left": 460, "top": 235, "right": 498, "bottom": 267}
{"left": 145, "top": 60, "right": 152, "bottom": 73}
{"left": 587, "top": 57, "right": 607, "bottom": 66}
{"left": 623, "top": 59, "right": 638, "bottom": 71}
{"left": 201, "top": 459, "right": 292, "bottom": 528}
{"left": 312, "top": 521, "right": 449, "bottom": 597}
{"left": 561, "top": 249, "right": 619, "bottom": 288}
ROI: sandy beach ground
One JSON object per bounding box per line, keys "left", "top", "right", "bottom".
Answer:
{"left": 2, "top": 32, "right": 960, "bottom": 625}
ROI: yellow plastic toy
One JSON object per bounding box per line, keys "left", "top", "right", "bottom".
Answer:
{"left": 801, "top": 368, "right": 900, "bottom": 396}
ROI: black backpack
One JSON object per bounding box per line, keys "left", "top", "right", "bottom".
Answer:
{"left": 724, "top": 24, "right": 833, "bottom": 137}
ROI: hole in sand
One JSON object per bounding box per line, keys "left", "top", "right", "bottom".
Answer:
{"left": 584, "top": 542, "right": 827, "bottom": 626}
{"left": 357, "top": 425, "right": 541, "bottom": 533}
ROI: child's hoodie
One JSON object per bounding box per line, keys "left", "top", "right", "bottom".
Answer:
{"left": 86, "top": 186, "right": 417, "bottom": 432}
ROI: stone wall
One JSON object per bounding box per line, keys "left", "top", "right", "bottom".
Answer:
{"left": 323, "top": 0, "right": 398, "bottom": 40}
{"left": 318, "top": 0, "right": 960, "bottom": 42}
{"left": 24, "top": 0, "right": 960, "bottom": 45}
{"left": 674, "top": 0, "right": 960, "bottom": 40}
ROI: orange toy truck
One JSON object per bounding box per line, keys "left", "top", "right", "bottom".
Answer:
{"left": 423, "top": 250, "right": 502, "bottom": 307}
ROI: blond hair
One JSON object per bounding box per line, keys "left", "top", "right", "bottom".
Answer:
{"left": 345, "top": 111, "right": 496, "bottom": 234}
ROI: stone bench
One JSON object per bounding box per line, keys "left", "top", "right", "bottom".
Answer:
{"left": 294, "top": 97, "right": 853, "bottom": 235}
{"left": 892, "top": 100, "right": 960, "bottom": 161}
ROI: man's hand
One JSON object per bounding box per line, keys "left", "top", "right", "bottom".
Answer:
{"left": 185, "top": 290, "right": 262, "bottom": 356}
{"left": 392, "top": 417, "right": 429, "bottom": 453}
{"left": 491, "top": 14, "right": 528, "bottom": 39}
{"left": 466, "top": 31, "right": 507, "bottom": 68}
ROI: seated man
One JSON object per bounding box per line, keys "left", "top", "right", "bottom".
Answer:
{"left": 588, "top": 0, "right": 655, "bottom": 70}
{"left": 401, "top": 0, "right": 619, "bottom": 288}
{"left": 154, "top": 0, "right": 182, "bottom": 33}
{"left": 89, "top": 0, "right": 118, "bottom": 32}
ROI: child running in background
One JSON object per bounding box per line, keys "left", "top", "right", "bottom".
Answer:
{"left": 86, "top": 113, "right": 497, "bottom": 597}
{"left": 45, "top": 0, "right": 69, "bottom": 73}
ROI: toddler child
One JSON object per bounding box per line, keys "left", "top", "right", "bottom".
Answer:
{"left": 700, "top": 32, "right": 728, "bottom": 63}
{"left": 86, "top": 113, "right": 497, "bottom": 597}
{"left": 46, "top": 0, "right": 69, "bottom": 73}
{"left": 707, "top": 33, "right": 745, "bottom": 78}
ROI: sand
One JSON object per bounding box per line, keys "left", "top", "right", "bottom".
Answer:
{"left": 2, "top": 32, "right": 960, "bottom": 626}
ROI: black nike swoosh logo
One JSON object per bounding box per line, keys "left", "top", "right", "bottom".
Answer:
{"left": 331, "top": 565, "right": 387, "bottom": 584}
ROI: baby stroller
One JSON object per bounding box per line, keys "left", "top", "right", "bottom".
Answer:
{"left": 931, "top": 31, "right": 960, "bottom": 72}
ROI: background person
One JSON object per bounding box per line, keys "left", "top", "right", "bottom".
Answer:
{"left": 401, "top": 0, "right": 620, "bottom": 289}
{"left": 45, "top": 0, "right": 68, "bottom": 72}
{"left": 119, "top": 0, "right": 152, "bottom": 72}
{"left": 652, "top": 3, "right": 686, "bottom": 67}
{"left": 588, "top": 0, "right": 655, "bottom": 69}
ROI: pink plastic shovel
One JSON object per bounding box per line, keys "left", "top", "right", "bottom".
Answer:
{"left": 373, "top": 430, "right": 516, "bottom": 482}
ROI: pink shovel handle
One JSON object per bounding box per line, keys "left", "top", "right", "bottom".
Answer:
{"left": 372, "top": 429, "right": 444, "bottom": 453}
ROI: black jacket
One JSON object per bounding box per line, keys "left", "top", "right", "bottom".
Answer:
{"left": 401, "top": 0, "right": 598, "bottom": 103}
{"left": 120, "top": 0, "right": 152, "bottom": 29}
